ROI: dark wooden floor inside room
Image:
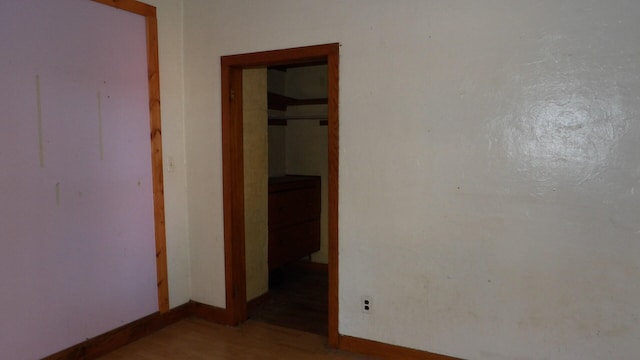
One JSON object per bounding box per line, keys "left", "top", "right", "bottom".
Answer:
{"left": 248, "top": 262, "right": 328, "bottom": 336}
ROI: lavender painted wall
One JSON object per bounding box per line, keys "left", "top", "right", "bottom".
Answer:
{"left": 0, "top": 1, "right": 158, "bottom": 358}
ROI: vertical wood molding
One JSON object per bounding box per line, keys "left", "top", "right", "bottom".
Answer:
{"left": 326, "top": 44, "right": 340, "bottom": 348}
{"left": 91, "top": 0, "right": 169, "bottom": 313}
{"left": 222, "top": 63, "right": 248, "bottom": 325}
{"left": 221, "top": 58, "right": 233, "bottom": 321}
{"left": 146, "top": 8, "right": 170, "bottom": 314}
{"left": 231, "top": 68, "right": 248, "bottom": 323}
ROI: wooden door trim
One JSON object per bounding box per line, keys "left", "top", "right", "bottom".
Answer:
{"left": 221, "top": 43, "right": 340, "bottom": 346}
{"left": 92, "top": 0, "right": 169, "bottom": 313}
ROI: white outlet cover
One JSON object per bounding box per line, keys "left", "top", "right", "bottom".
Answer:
{"left": 362, "top": 295, "right": 372, "bottom": 313}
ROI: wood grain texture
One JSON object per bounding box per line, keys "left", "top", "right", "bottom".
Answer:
{"left": 91, "top": 0, "right": 154, "bottom": 16}
{"left": 43, "top": 300, "right": 458, "bottom": 360}
{"left": 222, "top": 43, "right": 340, "bottom": 68}
{"left": 326, "top": 43, "right": 340, "bottom": 348}
{"left": 100, "top": 318, "right": 369, "bottom": 360}
{"left": 90, "top": 0, "right": 169, "bottom": 313}
{"left": 145, "top": 3, "right": 170, "bottom": 315}
{"left": 43, "top": 303, "right": 191, "bottom": 360}
{"left": 268, "top": 176, "right": 321, "bottom": 270}
{"left": 221, "top": 66, "right": 248, "bottom": 325}
{"left": 221, "top": 53, "right": 235, "bottom": 325}
{"left": 339, "top": 336, "right": 462, "bottom": 360}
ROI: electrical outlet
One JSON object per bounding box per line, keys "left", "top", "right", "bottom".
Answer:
{"left": 362, "top": 296, "right": 372, "bottom": 314}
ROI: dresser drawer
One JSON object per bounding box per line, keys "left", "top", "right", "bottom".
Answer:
{"left": 268, "top": 186, "right": 320, "bottom": 229}
{"left": 268, "top": 175, "right": 321, "bottom": 269}
{"left": 268, "top": 220, "right": 320, "bottom": 270}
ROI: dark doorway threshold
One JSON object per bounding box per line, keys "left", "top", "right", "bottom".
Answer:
{"left": 249, "top": 262, "right": 328, "bottom": 336}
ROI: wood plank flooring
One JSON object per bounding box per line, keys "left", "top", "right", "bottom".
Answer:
{"left": 98, "top": 317, "right": 371, "bottom": 359}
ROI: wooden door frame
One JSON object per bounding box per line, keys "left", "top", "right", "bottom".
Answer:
{"left": 92, "top": 0, "right": 169, "bottom": 313}
{"left": 221, "top": 43, "right": 340, "bottom": 346}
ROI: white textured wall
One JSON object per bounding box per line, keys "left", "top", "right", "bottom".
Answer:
{"left": 141, "top": 0, "right": 191, "bottom": 308}
{"left": 182, "top": 1, "right": 640, "bottom": 359}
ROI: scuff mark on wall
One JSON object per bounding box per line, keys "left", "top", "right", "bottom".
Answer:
{"left": 36, "top": 74, "right": 44, "bottom": 167}
{"left": 97, "top": 91, "right": 104, "bottom": 160}
{"left": 55, "top": 182, "right": 60, "bottom": 207}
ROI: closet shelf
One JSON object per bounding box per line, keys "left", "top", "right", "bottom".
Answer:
{"left": 268, "top": 91, "right": 327, "bottom": 111}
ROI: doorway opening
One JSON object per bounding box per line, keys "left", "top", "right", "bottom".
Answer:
{"left": 245, "top": 63, "right": 329, "bottom": 336}
{"left": 220, "top": 43, "right": 339, "bottom": 346}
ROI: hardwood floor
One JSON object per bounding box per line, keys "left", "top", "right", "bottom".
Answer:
{"left": 98, "top": 317, "right": 370, "bottom": 359}
{"left": 98, "top": 264, "right": 346, "bottom": 359}
{"left": 249, "top": 263, "right": 328, "bottom": 336}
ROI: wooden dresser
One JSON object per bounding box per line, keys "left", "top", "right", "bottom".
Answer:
{"left": 268, "top": 175, "right": 321, "bottom": 270}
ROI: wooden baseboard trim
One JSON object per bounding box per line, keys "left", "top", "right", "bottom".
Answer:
{"left": 190, "top": 300, "right": 233, "bottom": 325}
{"left": 43, "top": 302, "right": 192, "bottom": 360}
{"left": 339, "top": 335, "right": 461, "bottom": 360}
{"left": 43, "top": 300, "right": 232, "bottom": 359}
{"left": 44, "top": 300, "right": 460, "bottom": 360}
